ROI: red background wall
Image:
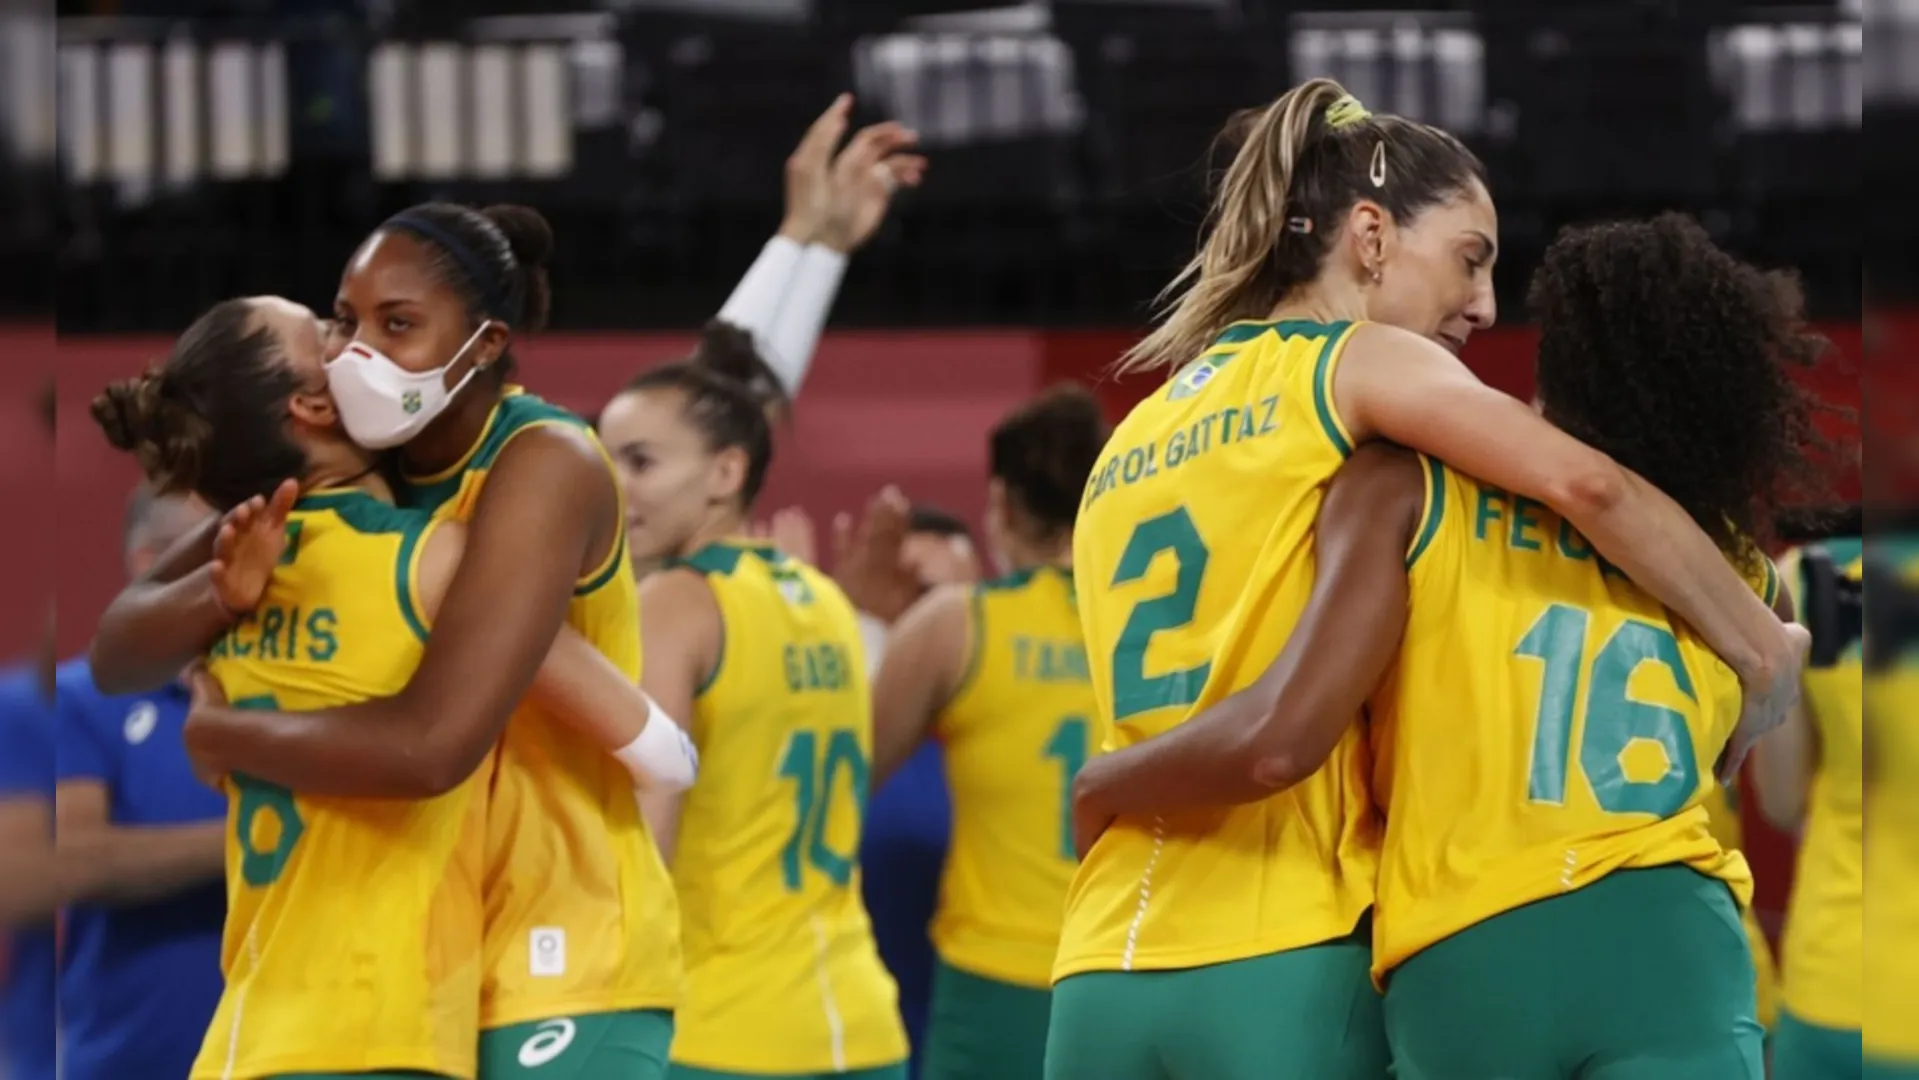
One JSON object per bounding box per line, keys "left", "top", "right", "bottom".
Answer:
{"left": 22, "top": 320, "right": 1863, "bottom": 939}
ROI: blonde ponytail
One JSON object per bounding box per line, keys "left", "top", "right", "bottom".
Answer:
{"left": 1116, "top": 79, "right": 1354, "bottom": 378}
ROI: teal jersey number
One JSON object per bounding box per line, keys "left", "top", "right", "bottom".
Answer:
{"left": 1043, "top": 715, "right": 1091, "bottom": 859}
{"left": 1516, "top": 603, "right": 1702, "bottom": 817}
{"left": 1109, "top": 508, "right": 1212, "bottom": 721}
{"left": 777, "top": 729, "right": 870, "bottom": 891}
{"left": 228, "top": 694, "right": 307, "bottom": 888}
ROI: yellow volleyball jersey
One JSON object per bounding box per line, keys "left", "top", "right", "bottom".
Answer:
{"left": 1369, "top": 457, "right": 1775, "bottom": 982}
{"left": 1778, "top": 539, "right": 1864, "bottom": 1030}
{"left": 666, "top": 540, "right": 907, "bottom": 1074}
{"left": 932, "top": 564, "right": 1098, "bottom": 989}
{"left": 404, "top": 388, "right": 682, "bottom": 1028}
{"left": 1702, "top": 781, "right": 1780, "bottom": 1029}
{"left": 1061, "top": 318, "right": 1379, "bottom": 980}
{"left": 193, "top": 489, "right": 488, "bottom": 1080}
{"left": 1866, "top": 538, "right": 1919, "bottom": 1059}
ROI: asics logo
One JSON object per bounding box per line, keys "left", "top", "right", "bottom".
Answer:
{"left": 517, "top": 1018, "right": 577, "bottom": 1068}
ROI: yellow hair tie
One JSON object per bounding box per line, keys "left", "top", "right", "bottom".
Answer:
{"left": 1324, "top": 95, "right": 1371, "bottom": 130}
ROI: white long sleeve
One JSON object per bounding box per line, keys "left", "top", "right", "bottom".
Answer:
{"left": 716, "top": 236, "right": 806, "bottom": 342}
{"left": 759, "top": 244, "right": 849, "bottom": 397}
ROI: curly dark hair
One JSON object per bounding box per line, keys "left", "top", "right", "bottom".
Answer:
{"left": 989, "top": 384, "right": 1109, "bottom": 537}
{"left": 1530, "top": 213, "right": 1846, "bottom": 573}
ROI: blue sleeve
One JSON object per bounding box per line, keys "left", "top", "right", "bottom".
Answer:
{"left": 54, "top": 663, "right": 117, "bottom": 788}
{"left": 0, "top": 674, "right": 54, "bottom": 801}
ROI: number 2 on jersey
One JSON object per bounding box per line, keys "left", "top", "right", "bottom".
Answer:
{"left": 1516, "top": 603, "right": 1701, "bottom": 818}
{"left": 229, "top": 694, "right": 306, "bottom": 888}
{"left": 1110, "top": 508, "right": 1211, "bottom": 721}
{"left": 777, "top": 729, "right": 870, "bottom": 891}
{"left": 1043, "top": 715, "right": 1090, "bottom": 859}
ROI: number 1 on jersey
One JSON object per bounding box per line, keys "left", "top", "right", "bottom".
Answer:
{"left": 1516, "top": 603, "right": 1702, "bottom": 818}
{"left": 1043, "top": 715, "right": 1090, "bottom": 859}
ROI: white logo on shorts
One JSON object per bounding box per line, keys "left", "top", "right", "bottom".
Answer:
{"left": 517, "top": 1018, "right": 577, "bottom": 1069}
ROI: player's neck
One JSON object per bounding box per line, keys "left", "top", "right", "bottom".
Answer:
{"left": 304, "top": 451, "right": 394, "bottom": 504}
{"left": 1266, "top": 276, "right": 1369, "bottom": 327}
{"left": 1004, "top": 532, "right": 1071, "bottom": 573}
{"left": 677, "top": 509, "right": 747, "bottom": 560}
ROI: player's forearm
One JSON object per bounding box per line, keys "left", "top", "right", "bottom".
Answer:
{"left": 1074, "top": 694, "right": 1276, "bottom": 821}
{"left": 89, "top": 567, "right": 232, "bottom": 695}
{"left": 1748, "top": 704, "right": 1815, "bottom": 830}
{"left": 1570, "top": 471, "right": 1780, "bottom": 684}
{"left": 528, "top": 629, "right": 648, "bottom": 755}
{"left": 186, "top": 698, "right": 476, "bottom": 800}
{"left": 58, "top": 822, "right": 225, "bottom": 905}
{"left": 0, "top": 846, "right": 60, "bottom": 927}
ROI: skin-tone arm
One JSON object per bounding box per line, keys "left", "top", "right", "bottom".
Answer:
{"left": 87, "top": 515, "right": 228, "bottom": 695}
{"left": 183, "top": 427, "right": 620, "bottom": 798}
{"left": 1334, "top": 323, "right": 1804, "bottom": 761}
{"left": 54, "top": 782, "right": 224, "bottom": 906}
{"left": 90, "top": 481, "right": 303, "bottom": 695}
{"left": 0, "top": 796, "right": 59, "bottom": 926}
{"left": 868, "top": 584, "right": 970, "bottom": 791}
{"left": 632, "top": 569, "right": 724, "bottom": 865}
{"left": 1749, "top": 557, "right": 1814, "bottom": 830}
{"left": 1069, "top": 443, "right": 1421, "bottom": 856}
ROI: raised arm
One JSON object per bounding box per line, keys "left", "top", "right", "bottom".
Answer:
{"left": 1333, "top": 322, "right": 1803, "bottom": 730}
{"left": 633, "top": 568, "right": 725, "bottom": 864}
{"left": 182, "top": 427, "right": 616, "bottom": 798}
{"left": 88, "top": 481, "right": 298, "bottom": 694}
{"left": 1069, "top": 443, "right": 1423, "bottom": 856}
{"left": 869, "top": 584, "right": 970, "bottom": 791}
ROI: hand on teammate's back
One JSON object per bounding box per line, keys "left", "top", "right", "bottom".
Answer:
{"left": 1719, "top": 621, "right": 1813, "bottom": 783}
{"left": 830, "top": 486, "right": 919, "bottom": 623}
{"left": 209, "top": 479, "right": 297, "bottom": 616}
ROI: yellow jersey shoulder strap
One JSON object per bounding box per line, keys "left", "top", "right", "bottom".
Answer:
{"left": 292, "top": 490, "right": 440, "bottom": 643}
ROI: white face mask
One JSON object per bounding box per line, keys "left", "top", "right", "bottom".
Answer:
{"left": 326, "top": 322, "right": 495, "bottom": 449}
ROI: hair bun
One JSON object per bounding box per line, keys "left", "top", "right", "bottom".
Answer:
{"left": 695, "top": 319, "right": 792, "bottom": 416}
{"left": 482, "top": 204, "right": 555, "bottom": 269}
{"left": 91, "top": 376, "right": 156, "bottom": 452}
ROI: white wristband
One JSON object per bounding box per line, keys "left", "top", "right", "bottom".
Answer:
{"left": 857, "top": 611, "right": 889, "bottom": 680}
{"left": 614, "top": 698, "right": 699, "bottom": 792}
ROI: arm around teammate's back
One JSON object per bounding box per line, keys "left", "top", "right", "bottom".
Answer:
{"left": 1331, "top": 320, "right": 1807, "bottom": 748}
{"left": 182, "top": 425, "right": 616, "bottom": 798}
{"left": 1068, "top": 443, "right": 1423, "bottom": 856}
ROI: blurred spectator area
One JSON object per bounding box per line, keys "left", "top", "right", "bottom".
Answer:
{"left": 40, "top": 0, "right": 1865, "bottom": 331}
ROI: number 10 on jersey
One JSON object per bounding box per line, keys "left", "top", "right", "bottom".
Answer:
{"left": 777, "top": 729, "right": 870, "bottom": 892}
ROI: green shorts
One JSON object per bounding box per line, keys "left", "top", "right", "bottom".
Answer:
{"left": 479, "top": 1010, "right": 674, "bottom": 1080}
{"left": 1773, "top": 1010, "right": 1862, "bottom": 1080}
{"left": 668, "top": 1065, "right": 906, "bottom": 1080}
{"left": 1867, "top": 1059, "right": 1919, "bottom": 1080}
{"left": 922, "top": 958, "right": 1052, "bottom": 1080}
{"left": 1383, "top": 865, "right": 1763, "bottom": 1080}
{"left": 1044, "top": 918, "right": 1388, "bottom": 1080}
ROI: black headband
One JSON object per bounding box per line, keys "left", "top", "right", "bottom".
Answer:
{"left": 382, "top": 210, "right": 517, "bottom": 320}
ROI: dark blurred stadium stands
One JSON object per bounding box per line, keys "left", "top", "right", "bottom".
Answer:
{"left": 29, "top": 0, "right": 1865, "bottom": 331}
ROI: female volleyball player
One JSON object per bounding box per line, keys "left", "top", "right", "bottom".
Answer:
{"left": 1050, "top": 79, "right": 1810, "bottom": 1080}
{"left": 859, "top": 386, "right": 1105, "bottom": 1080}
{"left": 91, "top": 294, "right": 692, "bottom": 1079}
{"left": 91, "top": 202, "right": 688, "bottom": 1079}
{"left": 1070, "top": 213, "right": 1829, "bottom": 1078}
{"left": 596, "top": 351, "right": 908, "bottom": 1080}
{"left": 1751, "top": 540, "right": 1865, "bottom": 1079}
